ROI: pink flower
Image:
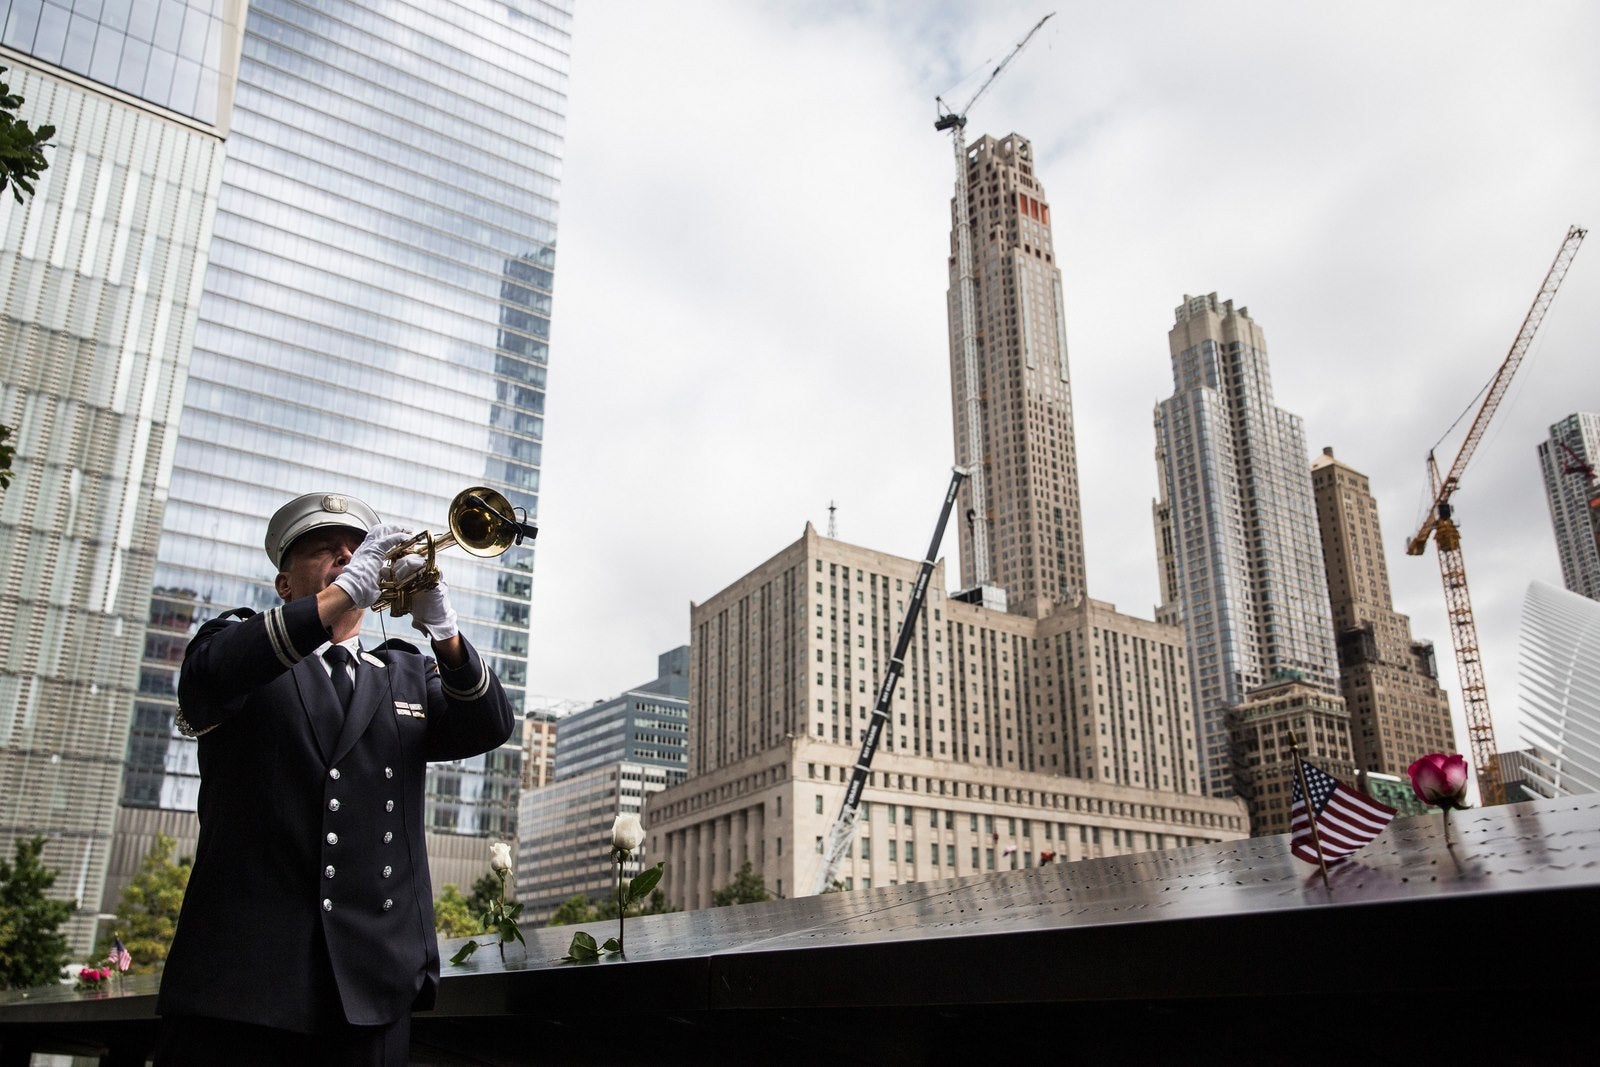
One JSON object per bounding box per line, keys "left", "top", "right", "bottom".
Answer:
{"left": 1408, "top": 753, "right": 1470, "bottom": 810}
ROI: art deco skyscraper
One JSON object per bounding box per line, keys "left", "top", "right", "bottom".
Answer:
{"left": 110, "top": 0, "right": 569, "bottom": 896}
{"left": 1536, "top": 412, "right": 1600, "bottom": 601}
{"left": 1154, "top": 294, "right": 1338, "bottom": 797}
{"left": 946, "top": 133, "right": 1085, "bottom": 618}
{"left": 0, "top": 0, "right": 245, "bottom": 949}
{"left": 1311, "top": 447, "right": 1455, "bottom": 777}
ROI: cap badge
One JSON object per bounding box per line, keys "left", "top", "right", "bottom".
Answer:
{"left": 322, "top": 495, "right": 348, "bottom": 514}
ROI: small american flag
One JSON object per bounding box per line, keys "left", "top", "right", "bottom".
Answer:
{"left": 111, "top": 936, "right": 131, "bottom": 973}
{"left": 1290, "top": 760, "right": 1396, "bottom": 865}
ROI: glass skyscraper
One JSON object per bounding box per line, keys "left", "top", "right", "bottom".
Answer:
{"left": 1154, "top": 293, "right": 1338, "bottom": 797}
{"left": 1536, "top": 412, "right": 1600, "bottom": 602}
{"left": 121, "top": 0, "right": 569, "bottom": 839}
{"left": 0, "top": 0, "right": 245, "bottom": 949}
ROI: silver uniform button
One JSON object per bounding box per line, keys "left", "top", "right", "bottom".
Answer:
{"left": 326, "top": 832, "right": 338, "bottom": 845}
{"left": 384, "top": 767, "right": 393, "bottom": 779}
{"left": 329, "top": 798, "right": 340, "bottom": 812}
{"left": 385, "top": 800, "right": 394, "bottom": 812}
{"left": 382, "top": 865, "right": 392, "bottom": 878}
{"left": 383, "top": 831, "right": 393, "bottom": 843}
{"left": 325, "top": 865, "right": 335, "bottom": 879}
{"left": 329, "top": 769, "right": 340, "bottom": 780}
{"left": 382, "top": 898, "right": 393, "bottom": 911}
{"left": 322, "top": 899, "right": 332, "bottom": 912}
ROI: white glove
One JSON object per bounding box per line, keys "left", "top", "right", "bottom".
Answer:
{"left": 393, "top": 553, "right": 459, "bottom": 642}
{"left": 332, "top": 524, "right": 412, "bottom": 609}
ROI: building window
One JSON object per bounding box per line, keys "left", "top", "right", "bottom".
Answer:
{"left": 815, "top": 794, "right": 824, "bottom": 814}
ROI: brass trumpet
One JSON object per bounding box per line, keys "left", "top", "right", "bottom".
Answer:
{"left": 373, "top": 486, "right": 537, "bottom": 615}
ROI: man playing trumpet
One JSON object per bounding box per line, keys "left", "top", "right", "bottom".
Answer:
{"left": 156, "top": 492, "right": 516, "bottom": 1065}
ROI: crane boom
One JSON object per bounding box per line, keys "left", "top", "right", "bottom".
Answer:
{"left": 1407, "top": 226, "right": 1587, "bottom": 555}
{"left": 812, "top": 468, "right": 969, "bottom": 895}
{"left": 1405, "top": 226, "right": 1586, "bottom": 807}
{"left": 935, "top": 13, "right": 1053, "bottom": 589}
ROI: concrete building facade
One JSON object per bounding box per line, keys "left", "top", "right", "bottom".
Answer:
{"left": 1537, "top": 412, "right": 1600, "bottom": 602}
{"left": 1225, "top": 675, "right": 1354, "bottom": 836}
{"left": 516, "top": 650, "right": 688, "bottom": 921}
{"left": 0, "top": 0, "right": 246, "bottom": 949}
{"left": 946, "top": 133, "right": 1085, "bottom": 615}
{"left": 649, "top": 527, "right": 1245, "bottom": 910}
{"left": 1311, "top": 447, "right": 1455, "bottom": 777}
{"left": 1154, "top": 294, "right": 1338, "bottom": 797}
{"left": 521, "top": 708, "right": 558, "bottom": 791}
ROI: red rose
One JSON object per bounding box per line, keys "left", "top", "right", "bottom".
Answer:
{"left": 1408, "top": 753, "right": 1470, "bottom": 810}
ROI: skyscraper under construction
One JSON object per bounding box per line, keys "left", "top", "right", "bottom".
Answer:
{"left": 945, "top": 133, "right": 1085, "bottom": 618}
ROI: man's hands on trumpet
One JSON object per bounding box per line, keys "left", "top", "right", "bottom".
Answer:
{"left": 332, "top": 524, "right": 412, "bottom": 610}
{"left": 389, "top": 554, "right": 460, "bottom": 643}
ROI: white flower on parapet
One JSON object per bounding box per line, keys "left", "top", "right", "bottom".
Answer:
{"left": 611, "top": 813, "right": 645, "bottom": 855}
{"left": 489, "top": 841, "right": 513, "bottom": 872}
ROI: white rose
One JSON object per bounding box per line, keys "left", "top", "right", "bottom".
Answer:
{"left": 611, "top": 813, "right": 645, "bottom": 854}
{"left": 489, "top": 841, "right": 513, "bottom": 872}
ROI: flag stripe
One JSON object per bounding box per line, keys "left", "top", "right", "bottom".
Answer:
{"left": 1289, "top": 759, "right": 1396, "bottom": 865}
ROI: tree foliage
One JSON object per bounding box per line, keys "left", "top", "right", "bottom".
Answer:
{"left": 0, "top": 837, "right": 76, "bottom": 990}
{"left": 546, "top": 894, "right": 599, "bottom": 927}
{"left": 466, "top": 871, "right": 502, "bottom": 917}
{"left": 711, "top": 862, "right": 771, "bottom": 907}
{"left": 0, "top": 66, "right": 51, "bottom": 496}
{"left": 97, "top": 833, "right": 189, "bottom": 973}
{"left": 433, "top": 883, "right": 477, "bottom": 938}
{"left": 0, "top": 423, "right": 14, "bottom": 493}
{"left": 0, "top": 66, "right": 54, "bottom": 204}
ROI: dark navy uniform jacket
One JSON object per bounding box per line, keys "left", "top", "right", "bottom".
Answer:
{"left": 156, "top": 595, "right": 514, "bottom": 1031}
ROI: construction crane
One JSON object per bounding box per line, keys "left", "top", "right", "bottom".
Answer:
{"left": 1406, "top": 224, "right": 1586, "bottom": 807}
{"left": 812, "top": 468, "right": 969, "bottom": 895}
{"left": 935, "top": 12, "right": 1053, "bottom": 590}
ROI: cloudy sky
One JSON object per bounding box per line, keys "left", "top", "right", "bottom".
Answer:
{"left": 526, "top": 0, "right": 1600, "bottom": 771}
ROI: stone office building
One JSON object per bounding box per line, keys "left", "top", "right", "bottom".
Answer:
{"left": 647, "top": 527, "right": 1247, "bottom": 909}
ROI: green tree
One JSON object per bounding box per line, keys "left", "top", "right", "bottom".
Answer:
{"left": 642, "top": 887, "right": 679, "bottom": 915}
{"left": 0, "top": 66, "right": 54, "bottom": 203}
{"left": 546, "top": 894, "right": 598, "bottom": 927}
{"left": 0, "top": 837, "right": 76, "bottom": 990}
{"left": 97, "top": 833, "right": 189, "bottom": 973}
{"left": 433, "top": 883, "right": 478, "bottom": 938}
{"left": 0, "top": 423, "right": 14, "bottom": 493}
{"left": 466, "top": 871, "right": 502, "bottom": 916}
{"left": 0, "top": 67, "right": 51, "bottom": 495}
{"left": 711, "top": 862, "right": 771, "bottom": 907}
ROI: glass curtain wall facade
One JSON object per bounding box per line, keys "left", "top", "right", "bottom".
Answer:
{"left": 0, "top": 0, "right": 244, "bottom": 949}
{"left": 1154, "top": 294, "right": 1337, "bottom": 797}
{"left": 1536, "top": 412, "right": 1600, "bottom": 602}
{"left": 121, "top": 0, "right": 570, "bottom": 835}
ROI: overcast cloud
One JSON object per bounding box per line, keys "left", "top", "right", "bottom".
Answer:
{"left": 527, "top": 0, "right": 1600, "bottom": 771}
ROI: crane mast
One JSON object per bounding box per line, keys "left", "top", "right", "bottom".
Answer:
{"left": 1407, "top": 225, "right": 1586, "bottom": 807}
{"left": 935, "top": 12, "right": 1053, "bottom": 590}
{"left": 812, "top": 468, "right": 969, "bottom": 895}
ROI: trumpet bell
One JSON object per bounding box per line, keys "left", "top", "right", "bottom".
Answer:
{"left": 449, "top": 486, "right": 519, "bottom": 557}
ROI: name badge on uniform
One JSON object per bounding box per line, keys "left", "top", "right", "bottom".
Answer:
{"left": 394, "top": 701, "right": 426, "bottom": 719}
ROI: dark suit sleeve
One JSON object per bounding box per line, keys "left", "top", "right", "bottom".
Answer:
{"left": 419, "top": 638, "right": 516, "bottom": 762}
{"left": 178, "top": 598, "right": 330, "bottom": 734}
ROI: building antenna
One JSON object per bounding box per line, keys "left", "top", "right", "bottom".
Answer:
{"left": 827, "top": 500, "right": 837, "bottom": 540}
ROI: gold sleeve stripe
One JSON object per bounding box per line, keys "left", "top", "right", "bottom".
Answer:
{"left": 264, "top": 606, "right": 299, "bottom": 669}
{"left": 443, "top": 666, "right": 490, "bottom": 702}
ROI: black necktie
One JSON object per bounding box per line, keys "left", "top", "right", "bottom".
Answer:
{"left": 325, "top": 646, "right": 354, "bottom": 714}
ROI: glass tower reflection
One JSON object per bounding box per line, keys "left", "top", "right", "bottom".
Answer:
{"left": 123, "top": 0, "right": 569, "bottom": 842}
